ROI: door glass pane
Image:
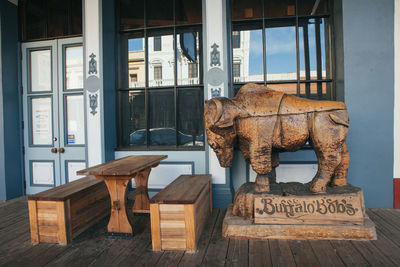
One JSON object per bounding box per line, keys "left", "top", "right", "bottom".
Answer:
{"left": 31, "top": 97, "right": 53, "bottom": 145}
{"left": 65, "top": 46, "right": 83, "bottom": 90}
{"left": 233, "top": 29, "right": 263, "bottom": 82}
{"left": 266, "top": 23, "right": 297, "bottom": 81}
{"left": 67, "top": 161, "right": 86, "bottom": 182}
{"left": 148, "top": 34, "right": 174, "bottom": 87}
{"left": 128, "top": 38, "right": 146, "bottom": 88}
{"left": 66, "top": 95, "right": 85, "bottom": 145}
{"left": 32, "top": 161, "right": 54, "bottom": 185}
{"left": 30, "top": 50, "right": 52, "bottom": 92}
{"left": 177, "top": 32, "right": 200, "bottom": 85}
{"left": 149, "top": 89, "right": 175, "bottom": 146}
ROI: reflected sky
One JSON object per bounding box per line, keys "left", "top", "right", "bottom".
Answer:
{"left": 129, "top": 39, "right": 144, "bottom": 51}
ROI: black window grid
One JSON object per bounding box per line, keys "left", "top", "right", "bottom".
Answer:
{"left": 116, "top": 0, "right": 204, "bottom": 150}
{"left": 230, "top": 0, "right": 334, "bottom": 100}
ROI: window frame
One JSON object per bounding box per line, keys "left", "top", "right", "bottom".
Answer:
{"left": 230, "top": 0, "right": 335, "bottom": 100}
{"left": 116, "top": 0, "right": 204, "bottom": 151}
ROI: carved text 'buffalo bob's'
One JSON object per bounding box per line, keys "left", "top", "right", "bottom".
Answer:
{"left": 204, "top": 83, "right": 349, "bottom": 193}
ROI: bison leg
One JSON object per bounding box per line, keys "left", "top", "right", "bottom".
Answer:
{"left": 331, "top": 142, "right": 349, "bottom": 186}
{"left": 254, "top": 172, "right": 275, "bottom": 193}
{"left": 310, "top": 112, "right": 347, "bottom": 193}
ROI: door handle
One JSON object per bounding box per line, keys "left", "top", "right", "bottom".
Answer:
{"left": 59, "top": 148, "right": 65, "bottom": 153}
{"left": 51, "top": 148, "right": 58, "bottom": 153}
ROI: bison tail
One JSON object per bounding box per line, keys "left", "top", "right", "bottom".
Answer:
{"left": 329, "top": 113, "right": 349, "bottom": 127}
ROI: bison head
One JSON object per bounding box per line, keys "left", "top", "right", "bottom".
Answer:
{"left": 204, "top": 98, "right": 241, "bottom": 168}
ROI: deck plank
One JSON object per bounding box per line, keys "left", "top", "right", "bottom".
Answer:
{"left": 351, "top": 240, "right": 397, "bottom": 267}
{"left": 179, "top": 209, "right": 220, "bottom": 267}
{"left": 269, "top": 240, "right": 296, "bottom": 267}
{"left": 309, "top": 240, "right": 345, "bottom": 267}
{"left": 288, "top": 240, "right": 321, "bottom": 266}
{"left": 201, "top": 208, "right": 229, "bottom": 267}
{"left": 248, "top": 240, "right": 272, "bottom": 267}
{"left": 330, "top": 241, "right": 369, "bottom": 266}
{"left": 1, "top": 198, "right": 400, "bottom": 267}
{"left": 226, "top": 239, "right": 249, "bottom": 267}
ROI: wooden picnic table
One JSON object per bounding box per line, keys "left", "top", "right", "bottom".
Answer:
{"left": 77, "top": 155, "right": 167, "bottom": 235}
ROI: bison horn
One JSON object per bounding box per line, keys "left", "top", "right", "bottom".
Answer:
{"left": 213, "top": 98, "right": 224, "bottom": 124}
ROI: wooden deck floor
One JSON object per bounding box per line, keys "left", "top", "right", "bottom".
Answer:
{"left": 1, "top": 197, "right": 400, "bottom": 266}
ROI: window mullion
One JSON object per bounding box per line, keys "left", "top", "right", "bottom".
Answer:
{"left": 262, "top": 0, "right": 266, "bottom": 84}
{"left": 145, "top": 29, "right": 150, "bottom": 148}
{"left": 303, "top": 23, "right": 311, "bottom": 98}
{"left": 295, "top": 0, "right": 300, "bottom": 96}
{"left": 315, "top": 17, "right": 323, "bottom": 99}
{"left": 173, "top": 0, "right": 178, "bottom": 147}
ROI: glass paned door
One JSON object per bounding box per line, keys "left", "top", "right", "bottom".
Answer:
{"left": 22, "top": 37, "right": 86, "bottom": 194}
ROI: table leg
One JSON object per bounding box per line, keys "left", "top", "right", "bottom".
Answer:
{"left": 132, "top": 168, "right": 151, "bottom": 213}
{"left": 102, "top": 177, "right": 132, "bottom": 234}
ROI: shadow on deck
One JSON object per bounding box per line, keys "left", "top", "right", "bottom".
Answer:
{"left": 1, "top": 197, "right": 400, "bottom": 266}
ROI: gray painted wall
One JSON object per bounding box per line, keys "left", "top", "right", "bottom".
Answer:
{"left": 342, "top": 0, "right": 394, "bottom": 208}
{"left": 0, "top": 1, "right": 24, "bottom": 201}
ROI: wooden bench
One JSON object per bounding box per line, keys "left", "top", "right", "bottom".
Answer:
{"left": 150, "top": 174, "right": 212, "bottom": 252}
{"left": 27, "top": 176, "right": 110, "bottom": 245}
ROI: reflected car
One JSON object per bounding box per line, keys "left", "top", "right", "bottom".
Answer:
{"left": 129, "top": 128, "right": 203, "bottom": 146}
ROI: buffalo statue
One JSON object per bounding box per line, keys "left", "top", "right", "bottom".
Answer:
{"left": 204, "top": 83, "right": 349, "bottom": 194}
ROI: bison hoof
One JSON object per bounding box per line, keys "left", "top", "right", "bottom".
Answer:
{"left": 310, "top": 179, "right": 328, "bottom": 193}
{"left": 254, "top": 183, "right": 270, "bottom": 193}
{"left": 331, "top": 177, "right": 347, "bottom": 187}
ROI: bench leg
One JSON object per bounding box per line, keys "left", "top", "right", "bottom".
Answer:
{"left": 103, "top": 178, "right": 133, "bottom": 234}
{"left": 132, "top": 168, "right": 151, "bottom": 213}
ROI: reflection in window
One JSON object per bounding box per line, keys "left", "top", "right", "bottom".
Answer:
{"left": 118, "top": 0, "right": 203, "bottom": 149}
{"left": 231, "top": 0, "right": 332, "bottom": 100}
{"left": 177, "top": 32, "right": 200, "bottom": 85}
{"left": 149, "top": 89, "right": 175, "bottom": 146}
{"left": 188, "top": 63, "right": 198, "bottom": 79}
{"left": 65, "top": 46, "right": 83, "bottom": 90}
{"left": 30, "top": 50, "right": 52, "bottom": 92}
{"left": 154, "top": 66, "right": 162, "bottom": 80}
{"left": 266, "top": 25, "right": 297, "bottom": 81}
{"left": 233, "top": 63, "right": 241, "bottom": 78}
{"left": 154, "top": 36, "right": 162, "bottom": 51}
{"left": 232, "top": 31, "right": 241, "bottom": 48}
{"left": 149, "top": 34, "right": 174, "bottom": 87}
{"left": 120, "top": 90, "right": 146, "bottom": 146}
{"left": 128, "top": 38, "right": 146, "bottom": 88}
{"left": 232, "top": 29, "right": 263, "bottom": 82}
{"left": 178, "top": 87, "right": 204, "bottom": 146}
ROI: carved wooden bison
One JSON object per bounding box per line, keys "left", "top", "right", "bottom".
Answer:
{"left": 204, "top": 83, "right": 349, "bottom": 193}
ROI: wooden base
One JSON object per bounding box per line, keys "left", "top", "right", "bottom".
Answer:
{"left": 223, "top": 205, "right": 377, "bottom": 240}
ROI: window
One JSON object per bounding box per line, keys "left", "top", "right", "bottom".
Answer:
{"left": 231, "top": 0, "right": 333, "bottom": 100}
{"left": 117, "top": 0, "right": 203, "bottom": 149}
{"left": 19, "top": 0, "right": 82, "bottom": 41}
{"left": 233, "top": 63, "right": 241, "bottom": 78}
{"left": 232, "top": 31, "right": 241, "bottom": 48}
{"left": 188, "top": 63, "right": 198, "bottom": 79}
{"left": 154, "top": 66, "right": 162, "bottom": 80}
{"left": 154, "top": 36, "right": 162, "bottom": 51}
